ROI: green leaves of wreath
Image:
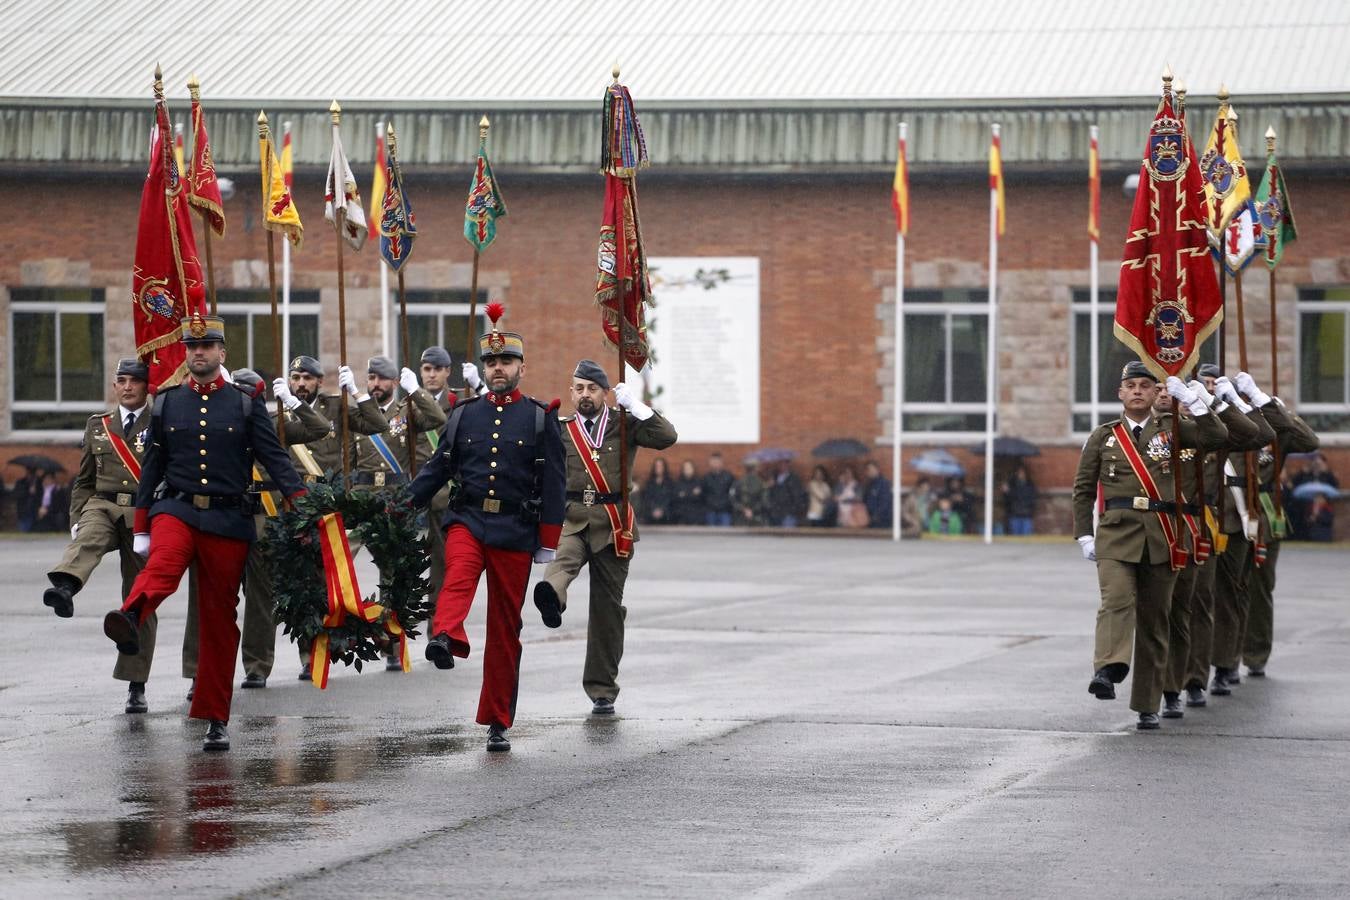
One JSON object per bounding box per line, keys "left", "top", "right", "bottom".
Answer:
{"left": 266, "top": 482, "right": 430, "bottom": 671}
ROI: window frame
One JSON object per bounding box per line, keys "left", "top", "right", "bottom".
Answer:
{"left": 1295, "top": 286, "right": 1350, "bottom": 437}
{"left": 8, "top": 289, "right": 107, "bottom": 438}
{"left": 215, "top": 290, "right": 322, "bottom": 378}
{"left": 390, "top": 290, "right": 488, "bottom": 376}
{"left": 898, "top": 291, "right": 993, "bottom": 442}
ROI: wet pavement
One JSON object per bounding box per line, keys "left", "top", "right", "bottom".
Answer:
{"left": 3, "top": 531, "right": 1349, "bottom": 897}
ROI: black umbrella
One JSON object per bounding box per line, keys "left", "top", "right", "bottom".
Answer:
{"left": 8, "top": 453, "right": 65, "bottom": 473}
{"left": 812, "top": 438, "right": 870, "bottom": 459}
{"left": 966, "top": 436, "right": 1040, "bottom": 458}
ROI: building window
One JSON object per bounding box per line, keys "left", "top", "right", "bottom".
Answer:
{"left": 901, "top": 288, "right": 991, "bottom": 435}
{"left": 392, "top": 289, "right": 487, "bottom": 390}
{"left": 1070, "top": 289, "right": 1217, "bottom": 434}
{"left": 216, "top": 289, "right": 321, "bottom": 383}
{"left": 1297, "top": 286, "right": 1350, "bottom": 434}
{"left": 9, "top": 287, "right": 106, "bottom": 432}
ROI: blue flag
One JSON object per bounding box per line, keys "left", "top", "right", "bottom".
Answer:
{"left": 378, "top": 125, "right": 416, "bottom": 271}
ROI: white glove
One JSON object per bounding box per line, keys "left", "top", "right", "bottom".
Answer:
{"left": 461, "top": 362, "right": 482, "bottom": 390}
{"left": 1165, "top": 376, "right": 1207, "bottom": 417}
{"left": 1077, "top": 535, "right": 1096, "bottom": 561}
{"left": 399, "top": 367, "right": 420, "bottom": 395}
{"left": 1235, "top": 371, "right": 1271, "bottom": 407}
{"left": 337, "top": 365, "right": 357, "bottom": 396}
{"left": 70, "top": 523, "right": 79, "bottom": 540}
{"left": 133, "top": 533, "right": 150, "bottom": 557}
{"left": 273, "top": 377, "right": 302, "bottom": 411}
{"left": 220, "top": 368, "right": 234, "bottom": 384}
{"left": 613, "top": 382, "right": 654, "bottom": 421}
{"left": 1186, "top": 379, "right": 1216, "bottom": 409}
{"left": 533, "top": 547, "right": 556, "bottom": 564}
{"left": 1214, "top": 376, "right": 1251, "bottom": 413}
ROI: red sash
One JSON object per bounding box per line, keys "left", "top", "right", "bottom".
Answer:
{"left": 566, "top": 417, "right": 635, "bottom": 558}
{"left": 101, "top": 415, "right": 143, "bottom": 482}
{"left": 1111, "top": 422, "right": 1185, "bottom": 571}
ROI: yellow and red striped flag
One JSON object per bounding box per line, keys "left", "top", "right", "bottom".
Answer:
{"left": 1088, "top": 125, "right": 1100, "bottom": 242}
{"left": 989, "top": 124, "right": 1005, "bottom": 236}
{"left": 891, "top": 124, "right": 909, "bottom": 235}
{"left": 281, "top": 121, "right": 294, "bottom": 189}
{"left": 173, "top": 122, "right": 185, "bottom": 179}
{"left": 369, "top": 121, "right": 387, "bottom": 228}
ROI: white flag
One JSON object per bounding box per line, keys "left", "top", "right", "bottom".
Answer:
{"left": 1219, "top": 202, "right": 1265, "bottom": 276}
{"left": 325, "top": 124, "right": 368, "bottom": 251}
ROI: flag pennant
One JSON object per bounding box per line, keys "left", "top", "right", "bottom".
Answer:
{"left": 369, "top": 122, "right": 387, "bottom": 230}
{"left": 133, "top": 70, "right": 207, "bottom": 391}
{"left": 259, "top": 114, "right": 303, "bottom": 248}
{"left": 1254, "top": 135, "right": 1297, "bottom": 270}
{"left": 464, "top": 125, "right": 507, "bottom": 252}
{"left": 1115, "top": 87, "right": 1223, "bottom": 379}
{"left": 281, "top": 123, "right": 294, "bottom": 188}
{"left": 325, "top": 113, "right": 369, "bottom": 251}
{"left": 596, "top": 79, "right": 653, "bottom": 370}
{"left": 1219, "top": 201, "right": 1265, "bottom": 276}
{"left": 186, "top": 78, "right": 225, "bottom": 237}
{"left": 379, "top": 124, "right": 417, "bottom": 271}
{"left": 1088, "top": 125, "right": 1100, "bottom": 241}
{"left": 990, "top": 125, "right": 1006, "bottom": 236}
{"left": 1200, "top": 97, "right": 1253, "bottom": 243}
{"left": 891, "top": 126, "right": 909, "bottom": 235}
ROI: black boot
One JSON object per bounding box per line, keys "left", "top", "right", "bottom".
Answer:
{"left": 203, "top": 720, "right": 230, "bottom": 751}
{"left": 533, "top": 581, "right": 563, "bottom": 629}
{"left": 424, "top": 633, "right": 455, "bottom": 670}
{"left": 43, "top": 573, "right": 80, "bottom": 618}
{"left": 1088, "top": 669, "right": 1116, "bottom": 700}
{"left": 1210, "top": 668, "right": 1233, "bottom": 696}
{"left": 103, "top": 609, "right": 141, "bottom": 655}
{"left": 1137, "top": 712, "right": 1161, "bottom": 730}
{"left": 125, "top": 682, "right": 148, "bottom": 714}
{"left": 1161, "top": 692, "right": 1184, "bottom": 719}
{"left": 486, "top": 724, "right": 510, "bottom": 752}
{"left": 1185, "top": 685, "right": 1207, "bottom": 707}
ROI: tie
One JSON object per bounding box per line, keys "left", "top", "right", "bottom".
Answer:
{"left": 1132, "top": 424, "right": 1143, "bottom": 444}
{"left": 124, "top": 413, "right": 135, "bottom": 438}
{"left": 585, "top": 418, "right": 597, "bottom": 437}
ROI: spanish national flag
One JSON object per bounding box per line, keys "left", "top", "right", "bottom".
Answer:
{"left": 369, "top": 121, "right": 387, "bottom": 229}
{"left": 990, "top": 124, "right": 1005, "bottom": 236}
{"left": 891, "top": 125, "right": 909, "bottom": 235}
{"left": 1088, "top": 125, "right": 1100, "bottom": 242}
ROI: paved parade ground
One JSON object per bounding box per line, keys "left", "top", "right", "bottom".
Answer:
{"left": 2, "top": 531, "right": 1349, "bottom": 898}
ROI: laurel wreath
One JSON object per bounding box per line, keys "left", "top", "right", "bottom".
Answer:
{"left": 265, "top": 482, "right": 430, "bottom": 671}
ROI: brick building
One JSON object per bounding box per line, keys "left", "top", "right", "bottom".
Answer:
{"left": 3, "top": 2, "right": 1348, "bottom": 535}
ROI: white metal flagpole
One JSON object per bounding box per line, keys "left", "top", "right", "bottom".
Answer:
{"left": 281, "top": 120, "right": 292, "bottom": 364}
{"left": 984, "top": 123, "right": 1000, "bottom": 545}
{"left": 1089, "top": 124, "right": 1100, "bottom": 434}
{"left": 892, "top": 121, "right": 906, "bottom": 542}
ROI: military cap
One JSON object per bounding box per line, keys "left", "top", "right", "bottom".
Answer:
{"left": 572, "top": 359, "right": 610, "bottom": 391}
{"left": 1120, "top": 360, "right": 1159, "bottom": 383}
{"left": 231, "top": 368, "right": 266, "bottom": 398}
{"left": 478, "top": 301, "right": 524, "bottom": 360}
{"left": 115, "top": 357, "right": 149, "bottom": 381}
{"left": 1197, "top": 363, "right": 1221, "bottom": 379}
{"left": 289, "top": 355, "right": 323, "bottom": 377}
{"left": 367, "top": 355, "right": 398, "bottom": 379}
{"left": 420, "top": 346, "right": 452, "bottom": 368}
{"left": 180, "top": 312, "right": 226, "bottom": 344}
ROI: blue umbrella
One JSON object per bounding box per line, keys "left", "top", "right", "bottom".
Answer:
{"left": 910, "top": 449, "right": 965, "bottom": 477}
{"left": 1291, "top": 481, "right": 1341, "bottom": 501}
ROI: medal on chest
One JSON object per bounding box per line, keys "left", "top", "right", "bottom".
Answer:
{"left": 133, "top": 431, "right": 145, "bottom": 453}
{"left": 579, "top": 407, "right": 608, "bottom": 463}
{"left": 390, "top": 415, "right": 407, "bottom": 437}
{"left": 1107, "top": 463, "right": 1116, "bottom": 480}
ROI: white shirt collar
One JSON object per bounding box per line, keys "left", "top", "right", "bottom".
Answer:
{"left": 118, "top": 402, "right": 148, "bottom": 421}
{"left": 1123, "top": 413, "right": 1151, "bottom": 431}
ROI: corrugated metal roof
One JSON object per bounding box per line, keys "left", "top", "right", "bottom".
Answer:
{"left": 1, "top": 0, "right": 1347, "bottom": 104}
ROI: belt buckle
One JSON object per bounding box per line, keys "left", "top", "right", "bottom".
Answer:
{"left": 304, "top": 474, "right": 317, "bottom": 485}
{"left": 482, "top": 498, "right": 502, "bottom": 513}
{"left": 116, "top": 492, "right": 132, "bottom": 506}
{"left": 374, "top": 472, "right": 386, "bottom": 488}
{"left": 193, "top": 494, "right": 211, "bottom": 510}
{"left": 1132, "top": 496, "right": 1149, "bottom": 511}
{"left": 582, "top": 487, "right": 597, "bottom": 508}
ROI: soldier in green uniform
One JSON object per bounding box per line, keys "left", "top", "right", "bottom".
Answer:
{"left": 181, "top": 369, "right": 331, "bottom": 692}
{"left": 1180, "top": 366, "right": 1275, "bottom": 709}
{"left": 42, "top": 358, "right": 159, "bottom": 714}
{"left": 533, "top": 360, "right": 678, "bottom": 714}
{"left": 355, "top": 355, "right": 448, "bottom": 668}
{"left": 1158, "top": 370, "right": 1263, "bottom": 718}
{"left": 417, "top": 346, "right": 458, "bottom": 614}
{"left": 1072, "top": 362, "right": 1227, "bottom": 730}
{"left": 1233, "top": 372, "right": 1319, "bottom": 678}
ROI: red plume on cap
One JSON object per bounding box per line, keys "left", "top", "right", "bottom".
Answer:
{"left": 485, "top": 301, "right": 504, "bottom": 325}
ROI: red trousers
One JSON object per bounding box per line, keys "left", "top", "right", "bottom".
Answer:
{"left": 434, "top": 524, "right": 531, "bottom": 729}
{"left": 123, "top": 514, "right": 249, "bottom": 722}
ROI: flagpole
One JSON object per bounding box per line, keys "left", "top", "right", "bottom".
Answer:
{"left": 1089, "top": 124, "right": 1100, "bottom": 434}
{"left": 609, "top": 65, "right": 635, "bottom": 540}
{"left": 282, "top": 120, "right": 293, "bottom": 364}
{"left": 185, "top": 76, "right": 219, "bottom": 316}
{"left": 892, "top": 121, "right": 906, "bottom": 543}
{"left": 1266, "top": 125, "right": 1284, "bottom": 519}
{"left": 376, "top": 120, "right": 390, "bottom": 360}
{"left": 464, "top": 115, "right": 489, "bottom": 396}
{"left": 387, "top": 122, "right": 417, "bottom": 478}
{"left": 331, "top": 101, "right": 352, "bottom": 484}
{"left": 984, "top": 123, "right": 999, "bottom": 545}
{"left": 258, "top": 111, "right": 286, "bottom": 444}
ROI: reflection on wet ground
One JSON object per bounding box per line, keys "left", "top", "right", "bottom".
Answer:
{"left": 51, "top": 717, "right": 482, "bottom": 869}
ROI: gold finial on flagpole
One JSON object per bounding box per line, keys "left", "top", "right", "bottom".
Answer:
{"left": 1175, "top": 79, "right": 1187, "bottom": 114}
{"left": 612, "top": 63, "right": 621, "bottom": 83}
{"left": 479, "top": 115, "right": 490, "bottom": 143}
{"left": 1161, "top": 64, "right": 1173, "bottom": 89}
{"left": 1265, "top": 125, "right": 1277, "bottom": 153}
{"left": 153, "top": 63, "right": 164, "bottom": 100}
{"left": 1217, "top": 83, "right": 1230, "bottom": 103}
{"left": 329, "top": 100, "right": 342, "bottom": 125}
{"left": 187, "top": 73, "right": 200, "bottom": 100}
{"left": 387, "top": 121, "right": 397, "bottom": 155}
{"left": 257, "top": 109, "right": 269, "bottom": 138}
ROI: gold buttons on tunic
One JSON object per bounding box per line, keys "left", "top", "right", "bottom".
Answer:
{"left": 200, "top": 478, "right": 208, "bottom": 485}
{"left": 489, "top": 475, "right": 496, "bottom": 481}
{"left": 492, "top": 433, "right": 499, "bottom": 439}
{"left": 200, "top": 449, "right": 207, "bottom": 456}
{"left": 200, "top": 464, "right": 207, "bottom": 471}
{"left": 490, "top": 461, "right": 497, "bottom": 468}
{"left": 491, "top": 447, "right": 498, "bottom": 454}
{"left": 199, "top": 420, "right": 207, "bottom": 426}
{"left": 496, "top": 406, "right": 504, "bottom": 412}
{"left": 488, "top": 489, "right": 496, "bottom": 496}
{"left": 199, "top": 435, "right": 206, "bottom": 441}
{"left": 494, "top": 419, "right": 501, "bottom": 425}
{"left": 200, "top": 407, "right": 207, "bottom": 413}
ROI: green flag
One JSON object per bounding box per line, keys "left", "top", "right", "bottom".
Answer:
{"left": 464, "top": 146, "right": 507, "bottom": 252}
{"left": 1255, "top": 150, "right": 1297, "bottom": 270}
